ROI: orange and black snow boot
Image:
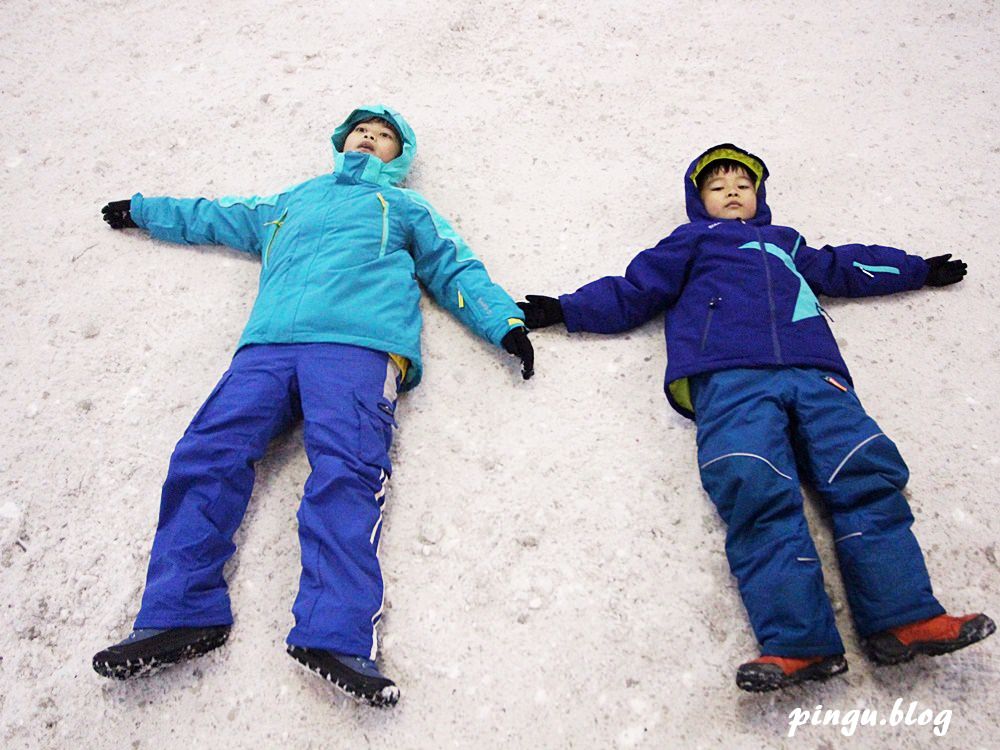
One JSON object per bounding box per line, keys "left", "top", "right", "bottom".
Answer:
{"left": 736, "top": 654, "right": 848, "bottom": 693}
{"left": 864, "top": 612, "right": 995, "bottom": 666}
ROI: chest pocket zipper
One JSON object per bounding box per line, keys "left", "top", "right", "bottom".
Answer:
{"left": 376, "top": 193, "right": 389, "bottom": 258}
{"left": 700, "top": 297, "right": 721, "bottom": 352}
{"left": 263, "top": 209, "right": 288, "bottom": 269}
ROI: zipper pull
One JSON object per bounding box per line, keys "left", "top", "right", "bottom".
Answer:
{"left": 264, "top": 209, "right": 288, "bottom": 228}
{"left": 857, "top": 266, "right": 874, "bottom": 278}
{"left": 817, "top": 303, "right": 835, "bottom": 322}
{"left": 824, "top": 375, "right": 848, "bottom": 392}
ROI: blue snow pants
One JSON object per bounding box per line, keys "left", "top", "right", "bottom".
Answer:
{"left": 690, "top": 367, "right": 944, "bottom": 657}
{"left": 134, "top": 343, "right": 400, "bottom": 659}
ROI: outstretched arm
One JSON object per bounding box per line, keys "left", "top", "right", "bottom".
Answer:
{"left": 792, "top": 236, "right": 966, "bottom": 297}
{"left": 404, "top": 191, "right": 532, "bottom": 378}
{"left": 102, "top": 191, "right": 289, "bottom": 256}
{"left": 542, "top": 228, "right": 693, "bottom": 334}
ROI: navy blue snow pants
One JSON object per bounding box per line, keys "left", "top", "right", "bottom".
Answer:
{"left": 690, "top": 367, "right": 944, "bottom": 657}
{"left": 134, "top": 343, "right": 400, "bottom": 659}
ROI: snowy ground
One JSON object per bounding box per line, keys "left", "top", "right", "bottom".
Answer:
{"left": 2, "top": 0, "right": 998, "bottom": 747}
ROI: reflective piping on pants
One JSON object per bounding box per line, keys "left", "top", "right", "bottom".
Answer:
{"left": 835, "top": 531, "right": 863, "bottom": 543}
{"left": 369, "top": 515, "right": 384, "bottom": 545}
{"left": 370, "top": 470, "right": 388, "bottom": 544}
{"left": 368, "top": 513, "right": 382, "bottom": 544}
{"left": 699, "top": 452, "right": 793, "bottom": 480}
{"left": 368, "top": 468, "right": 388, "bottom": 659}
{"left": 369, "top": 601, "right": 383, "bottom": 660}
{"left": 827, "top": 433, "right": 885, "bottom": 483}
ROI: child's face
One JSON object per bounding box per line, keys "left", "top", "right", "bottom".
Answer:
{"left": 342, "top": 119, "right": 402, "bottom": 163}
{"left": 699, "top": 167, "right": 757, "bottom": 220}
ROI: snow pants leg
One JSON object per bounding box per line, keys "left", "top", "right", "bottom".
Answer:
{"left": 786, "top": 369, "right": 944, "bottom": 637}
{"left": 286, "top": 345, "right": 399, "bottom": 660}
{"left": 135, "top": 345, "right": 299, "bottom": 628}
{"left": 691, "top": 368, "right": 843, "bottom": 657}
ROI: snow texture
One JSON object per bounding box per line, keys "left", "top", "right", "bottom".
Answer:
{"left": 1, "top": 0, "right": 998, "bottom": 747}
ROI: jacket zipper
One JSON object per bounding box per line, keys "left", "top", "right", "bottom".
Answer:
{"left": 852, "top": 261, "right": 901, "bottom": 277}
{"left": 700, "top": 297, "right": 720, "bottom": 352}
{"left": 751, "top": 222, "right": 783, "bottom": 363}
{"left": 376, "top": 193, "right": 389, "bottom": 258}
{"left": 263, "top": 209, "right": 288, "bottom": 269}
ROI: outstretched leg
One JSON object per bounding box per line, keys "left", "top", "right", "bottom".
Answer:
{"left": 691, "top": 368, "right": 844, "bottom": 658}
{"left": 287, "top": 344, "right": 400, "bottom": 660}
{"left": 134, "top": 345, "right": 298, "bottom": 628}
{"left": 789, "top": 368, "right": 944, "bottom": 638}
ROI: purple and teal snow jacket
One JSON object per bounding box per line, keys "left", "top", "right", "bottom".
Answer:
{"left": 558, "top": 144, "right": 930, "bottom": 419}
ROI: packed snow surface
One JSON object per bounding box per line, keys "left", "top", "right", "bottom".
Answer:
{"left": 1, "top": 1, "right": 998, "bottom": 747}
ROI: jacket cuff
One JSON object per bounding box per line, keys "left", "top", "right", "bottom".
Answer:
{"left": 558, "top": 293, "right": 582, "bottom": 332}
{"left": 913, "top": 256, "right": 931, "bottom": 289}
{"left": 129, "top": 192, "right": 147, "bottom": 229}
{"left": 485, "top": 312, "right": 525, "bottom": 346}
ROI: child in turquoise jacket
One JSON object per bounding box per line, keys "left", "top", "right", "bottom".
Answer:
{"left": 93, "top": 105, "right": 533, "bottom": 707}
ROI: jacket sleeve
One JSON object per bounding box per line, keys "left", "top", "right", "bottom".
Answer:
{"left": 404, "top": 191, "right": 524, "bottom": 346}
{"left": 559, "top": 227, "right": 694, "bottom": 333}
{"left": 129, "top": 191, "right": 290, "bottom": 256}
{"left": 792, "top": 234, "right": 929, "bottom": 297}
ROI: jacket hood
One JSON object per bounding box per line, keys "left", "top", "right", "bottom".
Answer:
{"left": 684, "top": 143, "right": 771, "bottom": 226}
{"left": 331, "top": 104, "right": 417, "bottom": 187}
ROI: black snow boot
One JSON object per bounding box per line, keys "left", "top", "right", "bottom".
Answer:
{"left": 736, "top": 653, "right": 848, "bottom": 693}
{"left": 92, "top": 625, "right": 231, "bottom": 679}
{"left": 864, "top": 612, "right": 995, "bottom": 666}
{"left": 287, "top": 645, "right": 400, "bottom": 708}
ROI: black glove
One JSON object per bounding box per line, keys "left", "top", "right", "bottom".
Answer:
{"left": 516, "top": 294, "right": 564, "bottom": 329}
{"left": 501, "top": 326, "right": 534, "bottom": 380}
{"left": 924, "top": 254, "right": 967, "bottom": 287}
{"left": 101, "top": 199, "right": 137, "bottom": 229}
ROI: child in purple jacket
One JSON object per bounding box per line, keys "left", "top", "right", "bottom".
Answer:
{"left": 519, "top": 143, "right": 993, "bottom": 692}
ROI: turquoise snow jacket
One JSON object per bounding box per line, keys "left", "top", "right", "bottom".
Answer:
{"left": 129, "top": 104, "right": 524, "bottom": 391}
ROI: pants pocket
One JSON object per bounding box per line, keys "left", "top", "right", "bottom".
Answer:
{"left": 354, "top": 392, "right": 397, "bottom": 476}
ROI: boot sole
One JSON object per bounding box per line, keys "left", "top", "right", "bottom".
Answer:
{"left": 93, "top": 629, "right": 230, "bottom": 679}
{"left": 287, "top": 646, "right": 400, "bottom": 708}
{"left": 865, "top": 614, "right": 996, "bottom": 666}
{"left": 736, "top": 656, "right": 848, "bottom": 693}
